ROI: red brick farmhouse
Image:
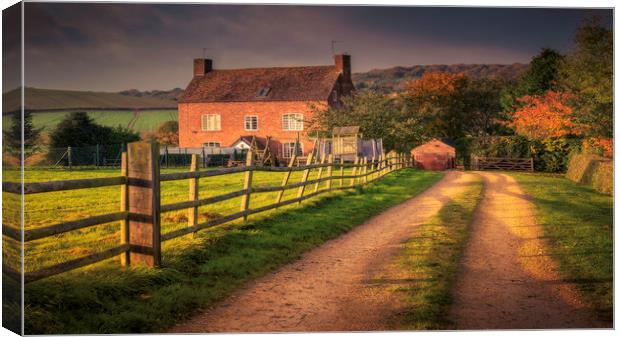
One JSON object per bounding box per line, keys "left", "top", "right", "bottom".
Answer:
{"left": 178, "top": 55, "right": 355, "bottom": 161}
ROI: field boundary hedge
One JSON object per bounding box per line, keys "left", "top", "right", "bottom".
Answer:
{"left": 565, "top": 153, "right": 613, "bottom": 195}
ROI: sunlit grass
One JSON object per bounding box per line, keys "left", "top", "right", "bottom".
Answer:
{"left": 19, "top": 168, "right": 443, "bottom": 334}
{"left": 509, "top": 172, "right": 613, "bottom": 322}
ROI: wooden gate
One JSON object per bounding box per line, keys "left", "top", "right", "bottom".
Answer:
{"left": 472, "top": 156, "right": 533, "bottom": 171}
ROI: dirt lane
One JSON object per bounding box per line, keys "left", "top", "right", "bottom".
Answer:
{"left": 171, "top": 171, "right": 477, "bottom": 333}
{"left": 449, "top": 172, "right": 609, "bottom": 329}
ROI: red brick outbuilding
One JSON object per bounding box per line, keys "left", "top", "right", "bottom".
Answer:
{"left": 411, "top": 139, "right": 456, "bottom": 171}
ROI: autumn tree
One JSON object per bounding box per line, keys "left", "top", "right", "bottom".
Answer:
{"left": 402, "top": 71, "right": 505, "bottom": 139}
{"left": 559, "top": 16, "right": 612, "bottom": 138}
{"left": 509, "top": 91, "right": 580, "bottom": 140}
{"left": 153, "top": 120, "right": 179, "bottom": 146}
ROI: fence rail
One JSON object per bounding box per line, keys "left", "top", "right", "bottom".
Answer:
{"left": 2, "top": 141, "right": 412, "bottom": 283}
{"left": 471, "top": 156, "right": 534, "bottom": 171}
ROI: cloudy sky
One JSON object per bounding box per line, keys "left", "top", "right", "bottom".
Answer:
{"left": 8, "top": 3, "right": 613, "bottom": 92}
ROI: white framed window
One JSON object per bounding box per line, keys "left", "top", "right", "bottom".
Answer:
{"left": 282, "top": 142, "right": 303, "bottom": 158}
{"left": 204, "top": 142, "right": 221, "bottom": 148}
{"left": 282, "top": 113, "right": 304, "bottom": 131}
{"left": 244, "top": 115, "right": 258, "bottom": 131}
{"left": 201, "top": 114, "right": 221, "bottom": 131}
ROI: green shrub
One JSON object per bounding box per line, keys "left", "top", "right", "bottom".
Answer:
{"left": 457, "top": 135, "right": 581, "bottom": 173}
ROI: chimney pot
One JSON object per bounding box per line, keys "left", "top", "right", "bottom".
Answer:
{"left": 194, "top": 58, "right": 212, "bottom": 76}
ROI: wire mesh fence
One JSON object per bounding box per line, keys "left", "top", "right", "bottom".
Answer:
{"left": 14, "top": 144, "right": 252, "bottom": 169}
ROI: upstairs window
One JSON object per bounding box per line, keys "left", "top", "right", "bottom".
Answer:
{"left": 282, "top": 113, "right": 304, "bottom": 131}
{"left": 282, "top": 142, "right": 303, "bottom": 158}
{"left": 201, "top": 114, "right": 221, "bottom": 131}
{"left": 244, "top": 115, "right": 258, "bottom": 131}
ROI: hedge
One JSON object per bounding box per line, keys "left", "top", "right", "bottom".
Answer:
{"left": 566, "top": 153, "right": 613, "bottom": 195}
{"left": 455, "top": 135, "right": 582, "bottom": 173}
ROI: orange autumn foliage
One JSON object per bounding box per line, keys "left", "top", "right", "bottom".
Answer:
{"left": 583, "top": 137, "right": 613, "bottom": 158}
{"left": 405, "top": 71, "right": 467, "bottom": 98}
{"left": 510, "top": 91, "right": 581, "bottom": 140}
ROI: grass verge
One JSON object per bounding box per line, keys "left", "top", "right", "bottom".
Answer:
{"left": 391, "top": 173, "right": 483, "bottom": 329}
{"left": 24, "top": 169, "right": 443, "bottom": 334}
{"left": 509, "top": 172, "right": 613, "bottom": 322}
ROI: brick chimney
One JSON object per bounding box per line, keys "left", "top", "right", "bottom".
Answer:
{"left": 334, "top": 54, "right": 351, "bottom": 82}
{"left": 193, "top": 58, "right": 213, "bottom": 77}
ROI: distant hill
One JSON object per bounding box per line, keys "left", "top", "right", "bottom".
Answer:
{"left": 2, "top": 87, "right": 178, "bottom": 113}
{"left": 118, "top": 88, "right": 184, "bottom": 102}
{"left": 3, "top": 64, "right": 528, "bottom": 113}
{"left": 352, "top": 63, "right": 529, "bottom": 93}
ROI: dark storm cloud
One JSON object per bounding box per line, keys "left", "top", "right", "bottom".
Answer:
{"left": 21, "top": 3, "right": 612, "bottom": 92}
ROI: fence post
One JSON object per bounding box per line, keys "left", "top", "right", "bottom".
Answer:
{"left": 370, "top": 156, "right": 376, "bottom": 181}
{"left": 362, "top": 156, "right": 368, "bottom": 184}
{"left": 201, "top": 147, "right": 206, "bottom": 169}
{"left": 339, "top": 157, "right": 345, "bottom": 187}
{"left": 241, "top": 150, "right": 255, "bottom": 221}
{"left": 529, "top": 157, "right": 534, "bottom": 172}
{"left": 378, "top": 154, "right": 383, "bottom": 177}
{"left": 127, "top": 141, "right": 161, "bottom": 267}
{"left": 327, "top": 154, "right": 334, "bottom": 190}
{"left": 314, "top": 154, "right": 326, "bottom": 193}
{"left": 350, "top": 156, "right": 359, "bottom": 186}
{"left": 119, "top": 151, "right": 130, "bottom": 266}
{"left": 276, "top": 152, "right": 297, "bottom": 204}
{"left": 188, "top": 154, "right": 199, "bottom": 235}
{"left": 67, "top": 146, "right": 72, "bottom": 170}
{"left": 297, "top": 149, "right": 315, "bottom": 203}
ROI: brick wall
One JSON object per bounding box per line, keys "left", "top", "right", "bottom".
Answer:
{"left": 178, "top": 100, "right": 327, "bottom": 158}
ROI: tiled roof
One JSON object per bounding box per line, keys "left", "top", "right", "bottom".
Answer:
{"left": 180, "top": 66, "right": 341, "bottom": 103}
{"left": 333, "top": 126, "right": 360, "bottom": 135}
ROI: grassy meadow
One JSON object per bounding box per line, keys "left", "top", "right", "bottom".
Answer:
{"left": 509, "top": 173, "right": 613, "bottom": 321}
{"left": 3, "top": 167, "right": 443, "bottom": 333}
{"left": 3, "top": 165, "right": 362, "bottom": 271}
{"left": 2, "top": 109, "right": 178, "bottom": 134}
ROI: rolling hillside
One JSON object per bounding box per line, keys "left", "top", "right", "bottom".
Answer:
{"left": 110, "top": 63, "right": 530, "bottom": 99}
{"left": 3, "top": 87, "right": 177, "bottom": 113}
{"left": 118, "top": 88, "right": 184, "bottom": 101}
{"left": 352, "top": 63, "right": 529, "bottom": 93}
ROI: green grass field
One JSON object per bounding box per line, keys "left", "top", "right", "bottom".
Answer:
{"left": 509, "top": 172, "right": 613, "bottom": 322}
{"left": 2, "top": 167, "right": 442, "bottom": 333}
{"left": 2, "top": 109, "right": 178, "bottom": 133}
{"left": 3, "top": 87, "right": 176, "bottom": 112}
{"left": 3, "top": 166, "right": 356, "bottom": 271}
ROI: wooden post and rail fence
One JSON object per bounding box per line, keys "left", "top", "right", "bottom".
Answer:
{"left": 2, "top": 141, "right": 412, "bottom": 283}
